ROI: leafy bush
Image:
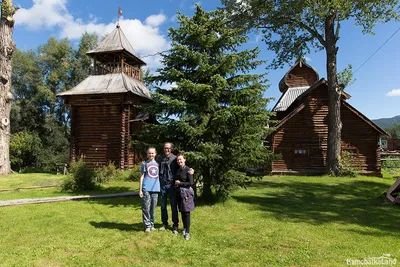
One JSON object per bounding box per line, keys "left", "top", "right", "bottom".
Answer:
{"left": 95, "top": 162, "right": 123, "bottom": 183}
{"left": 10, "top": 131, "right": 42, "bottom": 171}
{"left": 338, "top": 151, "right": 358, "bottom": 177}
{"left": 125, "top": 164, "right": 142, "bottom": 181}
{"left": 61, "top": 159, "right": 95, "bottom": 192}
{"left": 382, "top": 157, "right": 400, "bottom": 168}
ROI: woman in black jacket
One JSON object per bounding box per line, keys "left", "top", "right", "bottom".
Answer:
{"left": 174, "top": 153, "right": 194, "bottom": 240}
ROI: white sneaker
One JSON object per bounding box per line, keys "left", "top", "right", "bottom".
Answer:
{"left": 144, "top": 228, "right": 151, "bottom": 233}
{"left": 159, "top": 225, "right": 168, "bottom": 231}
{"left": 184, "top": 233, "right": 190, "bottom": 240}
{"left": 172, "top": 227, "right": 178, "bottom": 235}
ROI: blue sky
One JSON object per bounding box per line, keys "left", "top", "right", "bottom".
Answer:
{"left": 12, "top": 0, "right": 400, "bottom": 120}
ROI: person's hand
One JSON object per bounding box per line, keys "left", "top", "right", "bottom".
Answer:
{"left": 188, "top": 168, "right": 194, "bottom": 175}
{"left": 139, "top": 190, "right": 143, "bottom": 198}
{"left": 175, "top": 180, "right": 181, "bottom": 185}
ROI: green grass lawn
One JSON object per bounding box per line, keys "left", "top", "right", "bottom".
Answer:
{"left": 0, "top": 172, "right": 399, "bottom": 266}
{"left": 0, "top": 172, "right": 140, "bottom": 200}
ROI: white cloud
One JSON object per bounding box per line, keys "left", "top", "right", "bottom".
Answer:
{"left": 160, "top": 82, "right": 177, "bottom": 90}
{"left": 145, "top": 14, "right": 167, "bottom": 27}
{"left": 304, "top": 56, "right": 312, "bottom": 62}
{"left": 15, "top": 0, "right": 72, "bottom": 30}
{"left": 386, "top": 89, "right": 400, "bottom": 97}
{"left": 14, "top": 0, "right": 170, "bottom": 69}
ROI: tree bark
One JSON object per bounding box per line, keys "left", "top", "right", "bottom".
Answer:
{"left": 202, "top": 166, "right": 213, "bottom": 200}
{"left": 0, "top": 0, "right": 17, "bottom": 175}
{"left": 325, "top": 14, "right": 341, "bottom": 175}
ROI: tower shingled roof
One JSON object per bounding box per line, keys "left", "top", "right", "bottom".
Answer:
{"left": 86, "top": 25, "right": 146, "bottom": 65}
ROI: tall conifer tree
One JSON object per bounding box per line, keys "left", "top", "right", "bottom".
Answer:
{"left": 143, "top": 6, "right": 275, "bottom": 200}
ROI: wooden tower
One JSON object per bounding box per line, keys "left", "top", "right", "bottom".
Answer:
{"left": 57, "top": 25, "right": 152, "bottom": 169}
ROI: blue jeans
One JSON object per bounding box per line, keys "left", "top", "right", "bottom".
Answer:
{"left": 160, "top": 183, "right": 179, "bottom": 228}
{"left": 141, "top": 190, "right": 158, "bottom": 228}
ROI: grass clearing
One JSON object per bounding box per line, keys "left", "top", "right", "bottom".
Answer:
{"left": 0, "top": 172, "right": 139, "bottom": 200}
{"left": 0, "top": 173, "right": 399, "bottom": 266}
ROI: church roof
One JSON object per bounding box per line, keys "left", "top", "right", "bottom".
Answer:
{"left": 86, "top": 25, "right": 146, "bottom": 65}
{"left": 272, "top": 86, "right": 309, "bottom": 112}
{"left": 57, "top": 73, "right": 151, "bottom": 99}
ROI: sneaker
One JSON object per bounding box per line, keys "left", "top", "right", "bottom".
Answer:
{"left": 159, "top": 225, "right": 168, "bottom": 231}
{"left": 181, "top": 229, "right": 186, "bottom": 235}
{"left": 144, "top": 228, "right": 151, "bottom": 233}
{"left": 150, "top": 227, "right": 156, "bottom": 231}
{"left": 172, "top": 227, "right": 179, "bottom": 235}
{"left": 184, "top": 233, "right": 190, "bottom": 240}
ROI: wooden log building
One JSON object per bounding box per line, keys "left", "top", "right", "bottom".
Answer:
{"left": 57, "top": 25, "right": 153, "bottom": 169}
{"left": 268, "top": 60, "right": 387, "bottom": 176}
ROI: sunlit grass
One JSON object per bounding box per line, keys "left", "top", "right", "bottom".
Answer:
{"left": 0, "top": 173, "right": 399, "bottom": 266}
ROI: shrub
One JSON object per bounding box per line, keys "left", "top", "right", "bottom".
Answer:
{"left": 61, "top": 159, "right": 95, "bottom": 192}
{"left": 10, "top": 131, "right": 42, "bottom": 171}
{"left": 339, "top": 151, "right": 358, "bottom": 177}
{"left": 95, "top": 162, "right": 124, "bottom": 183}
{"left": 125, "top": 164, "right": 142, "bottom": 181}
{"left": 382, "top": 157, "right": 400, "bottom": 169}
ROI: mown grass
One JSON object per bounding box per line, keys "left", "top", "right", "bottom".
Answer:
{"left": 0, "top": 172, "right": 139, "bottom": 200}
{"left": 0, "top": 172, "right": 399, "bottom": 266}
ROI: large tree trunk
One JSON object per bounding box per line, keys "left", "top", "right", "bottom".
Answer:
{"left": 325, "top": 14, "right": 341, "bottom": 175}
{"left": 201, "top": 166, "right": 213, "bottom": 200}
{"left": 0, "top": 0, "right": 17, "bottom": 175}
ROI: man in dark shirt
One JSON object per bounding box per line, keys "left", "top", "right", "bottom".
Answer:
{"left": 157, "top": 142, "right": 193, "bottom": 234}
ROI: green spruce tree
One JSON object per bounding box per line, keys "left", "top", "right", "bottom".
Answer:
{"left": 143, "top": 6, "right": 275, "bottom": 200}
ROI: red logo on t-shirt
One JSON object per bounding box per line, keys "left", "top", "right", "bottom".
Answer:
{"left": 147, "top": 165, "right": 159, "bottom": 179}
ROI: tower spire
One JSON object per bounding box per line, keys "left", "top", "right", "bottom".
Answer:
{"left": 117, "top": 6, "right": 123, "bottom": 26}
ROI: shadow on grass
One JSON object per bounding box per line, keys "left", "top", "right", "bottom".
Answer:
{"left": 87, "top": 194, "right": 142, "bottom": 208}
{"left": 232, "top": 179, "right": 400, "bottom": 236}
{"left": 90, "top": 221, "right": 144, "bottom": 232}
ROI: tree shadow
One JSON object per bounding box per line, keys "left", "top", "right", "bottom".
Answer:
{"left": 86, "top": 195, "right": 142, "bottom": 208}
{"left": 232, "top": 179, "right": 400, "bottom": 236}
{"left": 89, "top": 221, "right": 144, "bottom": 232}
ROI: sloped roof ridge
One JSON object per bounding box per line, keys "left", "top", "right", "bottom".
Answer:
{"left": 279, "top": 60, "right": 320, "bottom": 91}
{"left": 272, "top": 86, "right": 309, "bottom": 112}
{"left": 87, "top": 26, "right": 137, "bottom": 57}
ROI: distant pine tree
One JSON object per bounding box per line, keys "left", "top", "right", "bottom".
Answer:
{"left": 136, "top": 5, "right": 275, "bottom": 200}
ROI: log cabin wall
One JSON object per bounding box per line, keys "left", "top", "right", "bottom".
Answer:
{"left": 67, "top": 93, "right": 149, "bottom": 170}
{"left": 271, "top": 83, "right": 382, "bottom": 175}
{"left": 68, "top": 94, "right": 125, "bottom": 169}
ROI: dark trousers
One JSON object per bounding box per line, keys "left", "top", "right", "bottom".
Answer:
{"left": 181, "top": 212, "right": 191, "bottom": 233}
{"left": 160, "top": 183, "right": 179, "bottom": 227}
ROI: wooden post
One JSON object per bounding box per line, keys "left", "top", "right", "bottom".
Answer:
{"left": 0, "top": 0, "right": 17, "bottom": 175}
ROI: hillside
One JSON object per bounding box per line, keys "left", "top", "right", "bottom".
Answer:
{"left": 372, "top": 115, "right": 400, "bottom": 129}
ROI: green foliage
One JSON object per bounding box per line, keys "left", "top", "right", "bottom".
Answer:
{"left": 337, "top": 64, "right": 355, "bottom": 88}
{"left": 95, "top": 162, "right": 124, "bottom": 183}
{"left": 11, "top": 33, "right": 99, "bottom": 172}
{"left": 382, "top": 157, "right": 400, "bottom": 169}
{"left": 61, "top": 159, "right": 95, "bottom": 192}
{"left": 385, "top": 123, "right": 400, "bottom": 139}
{"left": 137, "top": 6, "right": 274, "bottom": 201}
{"left": 10, "top": 131, "right": 42, "bottom": 171}
{"left": 125, "top": 164, "right": 142, "bottom": 182}
{"left": 223, "top": 0, "right": 400, "bottom": 67}
{"left": 338, "top": 151, "right": 358, "bottom": 177}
